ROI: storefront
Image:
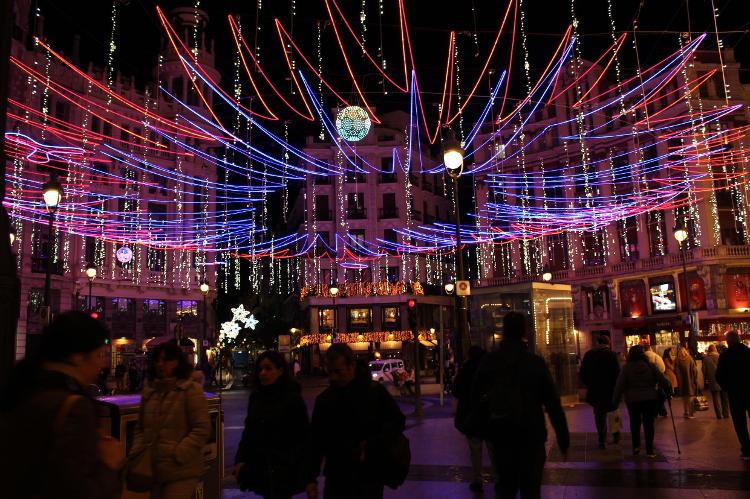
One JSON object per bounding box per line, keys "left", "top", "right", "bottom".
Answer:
{"left": 618, "top": 316, "right": 688, "bottom": 356}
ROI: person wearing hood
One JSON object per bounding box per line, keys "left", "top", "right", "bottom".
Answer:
{"left": 0, "top": 311, "right": 124, "bottom": 499}
{"left": 471, "top": 312, "right": 569, "bottom": 499}
{"left": 129, "top": 341, "right": 210, "bottom": 499}
{"left": 306, "top": 343, "right": 406, "bottom": 499}
{"left": 702, "top": 344, "right": 729, "bottom": 419}
{"left": 580, "top": 334, "right": 621, "bottom": 448}
{"left": 234, "top": 351, "right": 310, "bottom": 499}
{"left": 612, "top": 345, "right": 672, "bottom": 458}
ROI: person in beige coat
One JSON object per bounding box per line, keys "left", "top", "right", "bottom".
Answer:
{"left": 131, "top": 341, "right": 210, "bottom": 499}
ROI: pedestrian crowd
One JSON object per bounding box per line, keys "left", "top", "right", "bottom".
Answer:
{"left": 1, "top": 309, "right": 749, "bottom": 499}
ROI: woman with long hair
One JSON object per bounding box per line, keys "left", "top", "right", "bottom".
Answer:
{"left": 613, "top": 345, "right": 672, "bottom": 457}
{"left": 663, "top": 348, "right": 678, "bottom": 394}
{"left": 234, "top": 351, "right": 309, "bottom": 499}
{"left": 129, "top": 341, "right": 210, "bottom": 499}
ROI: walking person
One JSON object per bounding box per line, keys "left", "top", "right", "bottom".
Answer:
{"left": 703, "top": 344, "right": 729, "bottom": 419}
{"left": 580, "top": 334, "right": 621, "bottom": 449}
{"left": 643, "top": 344, "right": 667, "bottom": 416}
{"left": 128, "top": 341, "right": 210, "bottom": 499}
{"left": 663, "top": 348, "right": 678, "bottom": 395}
{"left": 471, "top": 312, "right": 569, "bottom": 499}
{"left": 612, "top": 345, "right": 672, "bottom": 457}
{"left": 234, "top": 351, "right": 309, "bottom": 499}
{"left": 0, "top": 311, "right": 124, "bottom": 499}
{"left": 306, "top": 344, "right": 406, "bottom": 499}
{"left": 675, "top": 343, "right": 699, "bottom": 419}
{"left": 716, "top": 331, "right": 750, "bottom": 460}
{"left": 454, "top": 345, "right": 494, "bottom": 492}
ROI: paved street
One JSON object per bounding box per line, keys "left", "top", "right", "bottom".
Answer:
{"left": 220, "top": 379, "right": 750, "bottom": 498}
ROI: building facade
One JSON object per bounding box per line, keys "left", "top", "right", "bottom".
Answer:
{"left": 472, "top": 48, "right": 750, "bottom": 356}
{"left": 6, "top": 3, "right": 219, "bottom": 364}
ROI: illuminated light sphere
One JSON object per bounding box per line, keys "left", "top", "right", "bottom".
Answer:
{"left": 116, "top": 246, "right": 133, "bottom": 264}
{"left": 335, "top": 106, "right": 371, "bottom": 142}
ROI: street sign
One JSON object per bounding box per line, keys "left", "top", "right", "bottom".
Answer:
{"left": 278, "top": 334, "right": 291, "bottom": 353}
{"left": 456, "top": 280, "right": 471, "bottom": 296}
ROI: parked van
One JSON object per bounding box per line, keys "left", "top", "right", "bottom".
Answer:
{"left": 368, "top": 359, "right": 405, "bottom": 383}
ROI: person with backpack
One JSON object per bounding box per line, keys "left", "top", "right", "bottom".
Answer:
{"left": 612, "top": 345, "right": 672, "bottom": 457}
{"left": 0, "top": 311, "right": 124, "bottom": 499}
{"left": 453, "top": 345, "right": 494, "bottom": 493}
{"left": 306, "top": 343, "right": 407, "bottom": 499}
{"left": 127, "top": 341, "right": 210, "bottom": 498}
{"left": 234, "top": 351, "right": 310, "bottom": 499}
{"left": 716, "top": 330, "right": 750, "bottom": 460}
{"left": 579, "top": 334, "right": 621, "bottom": 449}
{"left": 471, "top": 312, "right": 569, "bottom": 499}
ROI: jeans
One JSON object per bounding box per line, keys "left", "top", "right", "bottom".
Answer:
{"left": 491, "top": 441, "right": 546, "bottom": 499}
{"left": 626, "top": 400, "right": 658, "bottom": 454}
{"left": 711, "top": 390, "right": 730, "bottom": 419}
{"left": 728, "top": 396, "right": 750, "bottom": 455}
{"left": 593, "top": 408, "right": 608, "bottom": 444}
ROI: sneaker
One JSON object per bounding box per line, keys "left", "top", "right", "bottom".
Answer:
{"left": 469, "top": 481, "right": 483, "bottom": 492}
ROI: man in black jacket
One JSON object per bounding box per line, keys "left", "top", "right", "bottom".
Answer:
{"left": 307, "top": 343, "right": 406, "bottom": 499}
{"left": 472, "top": 312, "right": 569, "bottom": 499}
{"left": 716, "top": 330, "right": 750, "bottom": 460}
{"left": 580, "top": 334, "right": 621, "bottom": 448}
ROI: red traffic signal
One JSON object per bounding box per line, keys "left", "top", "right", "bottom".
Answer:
{"left": 407, "top": 299, "right": 416, "bottom": 309}
{"left": 90, "top": 312, "right": 99, "bottom": 320}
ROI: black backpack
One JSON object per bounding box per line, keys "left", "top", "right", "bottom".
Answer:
{"left": 484, "top": 355, "right": 525, "bottom": 438}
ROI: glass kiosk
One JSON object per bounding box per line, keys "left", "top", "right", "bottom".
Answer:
{"left": 471, "top": 282, "right": 579, "bottom": 405}
{"left": 97, "top": 392, "right": 223, "bottom": 499}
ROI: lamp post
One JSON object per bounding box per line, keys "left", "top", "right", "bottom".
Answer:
{"left": 329, "top": 284, "right": 340, "bottom": 341}
{"left": 443, "top": 129, "right": 470, "bottom": 365}
{"left": 85, "top": 262, "right": 97, "bottom": 311}
{"left": 439, "top": 282, "right": 455, "bottom": 407}
{"left": 200, "top": 281, "right": 210, "bottom": 366}
{"left": 673, "top": 225, "right": 696, "bottom": 354}
{"left": 42, "top": 174, "right": 62, "bottom": 323}
{"left": 542, "top": 263, "right": 552, "bottom": 282}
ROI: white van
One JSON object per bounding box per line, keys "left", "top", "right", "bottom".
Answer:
{"left": 368, "top": 359, "right": 405, "bottom": 383}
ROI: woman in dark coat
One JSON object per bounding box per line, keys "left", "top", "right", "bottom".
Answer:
{"left": 579, "top": 335, "right": 621, "bottom": 448}
{"left": 613, "top": 345, "right": 672, "bottom": 458}
{"left": 234, "top": 351, "right": 310, "bottom": 499}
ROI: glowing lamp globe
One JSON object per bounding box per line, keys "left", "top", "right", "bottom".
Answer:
{"left": 335, "top": 106, "right": 371, "bottom": 142}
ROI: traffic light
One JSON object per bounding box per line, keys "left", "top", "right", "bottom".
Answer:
{"left": 407, "top": 299, "right": 417, "bottom": 332}
{"left": 90, "top": 312, "right": 99, "bottom": 320}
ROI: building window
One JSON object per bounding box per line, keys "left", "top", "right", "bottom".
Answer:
{"left": 147, "top": 247, "right": 166, "bottom": 272}
{"left": 315, "top": 231, "right": 331, "bottom": 256}
{"left": 349, "top": 308, "right": 372, "bottom": 328}
{"left": 383, "top": 306, "right": 400, "bottom": 329}
{"left": 315, "top": 195, "right": 332, "bottom": 220}
{"left": 143, "top": 299, "right": 166, "bottom": 316}
{"left": 176, "top": 300, "right": 198, "bottom": 317}
{"left": 112, "top": 298, "right": 135, "bottom": 314}
{"left": 582, "top": 229, "right": 606, "bottom": 267}
{"left": 647, "top": 210, "right": 667, "bottom": 256}
{"left": 319, "top": 308, "right": 335, "bottom": 329}
{"left": 547, "top": 233, "right": 569, "bottom": 271}
{"left": 347, "top": 193, "right": 366, "bottom": 219}
{"left": 385, "top": 266, "right": 399, "bottom": 283}
{"left": 618, "top": 216, "right": 639, "bottom": 261}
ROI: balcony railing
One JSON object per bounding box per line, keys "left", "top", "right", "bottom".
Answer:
{"left": 31, "top": 257, "right": 64, "bottom": 275}
{"left": 347, "top": 207, "right": 367, "bottom": 219}
{"left": 379, "top": 173, "right": 397, "bottom": 184}
{"left": 315, "top": 209, "right": 333, "bottom": 221}
{"left": 378, "top": 208, "right": 399, "bottom": 219}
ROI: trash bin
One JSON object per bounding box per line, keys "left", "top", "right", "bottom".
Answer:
{"left": 97, "top": 392, "right": 223, "bottom": 499}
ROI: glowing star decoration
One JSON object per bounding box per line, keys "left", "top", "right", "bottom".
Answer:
{"left": 116, "top": 246, "right": 133, "bottom": 264}
{"left": 220, "top": 320, "right": 241, "bottom": 342}
{"left": 244, "top": 314, "right": 259, "bottom": 330}
{"left": 230, "top": 304, "right": 251, "bottom": 325}
{"left": 335, "top": 105, "right": 371, "bottom": 142}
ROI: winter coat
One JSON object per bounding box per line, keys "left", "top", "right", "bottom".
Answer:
{"left": 664, "top": 357, "right": 678, "bottom": 391}
{"left": 307, "top": 367, "right": 406, "bottom": 484}
{"left": 453, "top": 354, "right": 484, "bottom": 436}
{"left": 612, "top": 359, "right": 671, "bottom": 405}
{"left": 644, "top": 350, "right": 665, "bottom": 373}
{"left": 579, "top": 346, "right": 620, "bottom": 411}
{"left": 716, "top": 342, "right": 750, "bottom": 403}
{"left": 235, "top": 378, "right": 309, "bottom": 497}
{"left": 674, "top": 349, "right": 698, "bottom": 397}
{"left": 0, "top": 366, "right": 121, "bottom": 499}
{"left": 130, "top": 377, "right": 210, "bottom": 484}
{"left": 702, "top": 352, "right": 722, "bottom": 392}
{"left": 471, "top": 340, "right": 570, "bottom": 451}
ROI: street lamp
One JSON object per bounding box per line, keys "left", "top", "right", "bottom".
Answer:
{"left": 542, "top": 263, "right": 552, "bottom": 282}
{"left": 329, "top": 284, "right": 340, "bottom": 341}
{"left": 42, "top": 174, "right": 62, "bottom": 320}
{"left": 443, "top": 128, "right": 470, "bottom": 365}
{"left": 85, "top": 262, "right": 97, "bottom": 311}
{"left": 673, "top": 224, "right": 696, "bottom": 354}
{"left": 200, "top": 281, "right": 210, "bottom": 363}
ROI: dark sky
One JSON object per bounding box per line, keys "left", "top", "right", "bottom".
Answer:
{"left": 34, "top": 0, "right": 750, "bottom": 135}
